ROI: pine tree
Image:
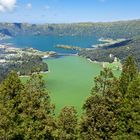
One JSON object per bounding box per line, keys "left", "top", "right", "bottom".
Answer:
{"left": 92, "top": 68, "right": 115, "bottom": 96}
{"left": 115, "top": 76, "right": 140, "bottom": 140}
{"left": 119, "top": 56, "right": 138, "bottom": 95}
{"left": 126, "top": 76, "right": 140, "bottom": 139}
{"left": 0, "top": 71, "right": 23, "bottom": 139}
{"left": 54, "top": 107, "right": 78, "bottom": 140}
{"left": 19, "top": 74, "right": 55, "bottom": 140}
{"left": 79, "top": 68, "right": 122, "bottom": 140}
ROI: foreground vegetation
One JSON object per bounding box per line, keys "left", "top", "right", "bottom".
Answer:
{"left": 0, "top": 56, "right": 140, "bottom": 139}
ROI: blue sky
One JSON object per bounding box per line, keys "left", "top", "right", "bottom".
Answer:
{"left": 0, "top": 0, "right": 140, "bottom": 23}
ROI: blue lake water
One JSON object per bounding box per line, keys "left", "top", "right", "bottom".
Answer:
{"left": 1, "top": 35, "right": 100, "bottom": 53}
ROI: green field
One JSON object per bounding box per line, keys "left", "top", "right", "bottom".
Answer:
{"left": 21, "top": 56, "right": 121, "bottom": 115}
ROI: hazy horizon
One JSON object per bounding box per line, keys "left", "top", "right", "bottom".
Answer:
{"left": 0, "top": 18, "right": 140, "bottom": 25}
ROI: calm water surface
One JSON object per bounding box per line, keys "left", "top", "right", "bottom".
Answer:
{"left": 44, "top": 56, "right": 101, "bottom": 115}
{"left": 1, "top": 35, "right": 100, "bottom": 53}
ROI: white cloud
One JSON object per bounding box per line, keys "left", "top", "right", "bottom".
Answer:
{"left": 26, "top": 3, "right": 32, "bottom": 9}
{"left": 0, "top": 0, "right": 16, "bottom": 12}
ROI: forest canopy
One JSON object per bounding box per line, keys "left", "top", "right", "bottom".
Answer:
{"left": 1, "top": 56, "right": 140, "bottom": 139}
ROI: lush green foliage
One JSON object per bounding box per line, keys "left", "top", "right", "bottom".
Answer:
{"left": 79, "top": 56, "right": 140, "bottom": 140}
{"left": 79, "top": 68, "right": 121, "bottom": 140}
{"left": 0, "top": 73, "right": 55, "bottom": 139}
{"left": 53, "top": 107, "right": 78, "bottom": 140}
{"left": 0, "top": 55, "right": 48, "bottom": 83}
{"left": 0, "top": 71, "right": 23, "bottom": 139}
{"left": 18, "top": 74, "right": 55, "bottom": 140}
{"left": 0, "top": 56, "right": 140, "bottom": 139}
{"left": 119, "top": 56, "right": 138, "bottom": 95}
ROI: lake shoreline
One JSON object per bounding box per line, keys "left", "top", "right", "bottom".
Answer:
{"left": 19, "top": 70, "right": 50, "bottom": 78}
{"left": 86, "top": 57, "right": 122, "bottom": 71}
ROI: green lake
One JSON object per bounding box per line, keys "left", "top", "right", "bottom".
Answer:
{"left": 43, "top": 56, "right": 103, "bottom": 115}
{"left": 8, "top": 35, "right": 120, "bottom": 115}
{"left": 21, "top": 55, "right": 121, "bottom": 115}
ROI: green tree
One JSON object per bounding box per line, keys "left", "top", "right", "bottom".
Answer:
{"left": 19, "top": 74, "right": 55, "bottom": 140}
{"left": 0, "top": 71, "right": 23, "bottom": 139}
{"left": 119, "top": 56, "right": 138, "bottom": 95}
{"left": 54, "top": 107, "right": 78, "bottom": 140}
{"left": 79, "top": 68, "right": 121, "bottom": 140}
{"left": 92, "top": 68, "right": 116, "bottom": 96}
{"left": 115, "top": 76, "right": 140, "bottom": 140}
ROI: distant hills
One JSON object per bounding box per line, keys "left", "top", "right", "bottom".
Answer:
{"left": 0, "top": 19, "right": 140, "bottom": 39}
{"left": 1, "top": 19, "right": 140, "bottom": 68}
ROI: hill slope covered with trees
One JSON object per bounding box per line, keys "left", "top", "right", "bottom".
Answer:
{"left": 0, "top": 19, "right": 140, "bottom": 39}
{"left": 79, "top": 36, "right": 140, "bottom": 68}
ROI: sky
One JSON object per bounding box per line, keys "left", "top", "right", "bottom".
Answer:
{"left": 0, "top": 0, "right": 140, "bottom": 23}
